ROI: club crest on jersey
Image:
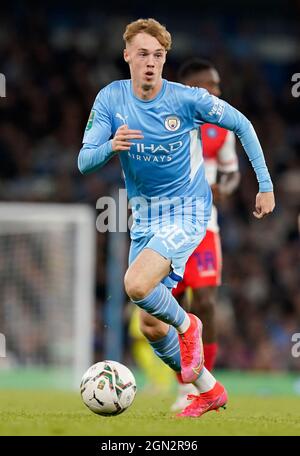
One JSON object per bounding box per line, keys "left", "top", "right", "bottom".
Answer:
{"left": 165, "top": 115, "right": 181, "bottom": 132}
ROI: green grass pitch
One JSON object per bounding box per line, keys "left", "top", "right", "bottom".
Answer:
{"left": 0, "top": 390, "right": 300, "bottom": 436}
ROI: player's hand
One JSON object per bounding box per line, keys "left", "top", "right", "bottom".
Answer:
{"left": 211, "top": 183, "right": 226, "bottom": 205}
{"left": 211, "top": 184, "right": 228, "bottom": 206}
{"left": 112, "top": 124, "right": 143, "bottom": 152}
{"left": 253, "top": 191, "right": 275, "bottom": 219}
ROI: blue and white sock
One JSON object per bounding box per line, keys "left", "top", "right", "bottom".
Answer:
{"left": 132, "top": 282, "right": 189, "bottom": 330}
{"left": 149, "top": 325, "right": 181, "bottom": 371}
{"left": 147, "top": 322, "right": 217, "bottom": 392}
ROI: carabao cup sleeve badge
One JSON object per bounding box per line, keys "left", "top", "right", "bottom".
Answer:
{"left": 86, "top": 110, "right": 95, "bottom": 131}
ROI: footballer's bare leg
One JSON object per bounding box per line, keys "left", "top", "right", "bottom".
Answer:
{"left": 124, "top": 248, "right": 171, "bottom": 301}
{"left": 139, "top": 309, "right": 169, "bottom": 341}
{"left": 124, "top": 247, "right": 205, "bottom": 383}
{"left": 191, "top": 287, "right": 217, "bottom": 344}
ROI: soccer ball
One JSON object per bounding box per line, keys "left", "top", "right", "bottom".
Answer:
{"left": 80, "top": 360, "right": 137, "bottom": 416}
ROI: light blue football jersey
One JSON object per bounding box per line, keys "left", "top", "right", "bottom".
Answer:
{"left": 81, "top": 79, "right": 212, "bottom": 199}
{"left": 79, "top": 79, "right": 273, "bottom": 237}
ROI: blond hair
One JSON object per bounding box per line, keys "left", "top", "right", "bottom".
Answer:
{"left": 123, "top": 18, "right": 172, "bottom": 51}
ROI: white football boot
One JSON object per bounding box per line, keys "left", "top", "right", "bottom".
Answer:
{"left": 170, "top": 383, "right": 198, "bottom": 412}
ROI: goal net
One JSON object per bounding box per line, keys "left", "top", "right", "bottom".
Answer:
{"left": 0, "top": 203, "right": 95, "bottom": 389}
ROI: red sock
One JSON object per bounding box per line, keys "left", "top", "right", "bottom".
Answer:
{"left": 176, "top": 372, "right": 184, "bottom": 384}
{"left": 204, "top": 343, "right": 218, "bottom": 372}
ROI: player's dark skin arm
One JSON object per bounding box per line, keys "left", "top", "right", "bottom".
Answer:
{"left": 211, "top": 171, "right": 241, "bottom": 205}
{"left": 176, "top": 170, "right": 240, "bottom": 343}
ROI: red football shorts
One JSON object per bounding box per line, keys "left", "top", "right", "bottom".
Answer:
{"left": 172, "top": 230, "right": 222, "bottom": 297}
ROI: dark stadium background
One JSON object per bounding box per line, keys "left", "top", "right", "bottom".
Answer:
{"left": 0, "top": 0, "right": 299, "bottom": 377}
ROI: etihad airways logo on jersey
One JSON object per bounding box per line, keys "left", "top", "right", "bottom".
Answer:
{"left": 134, "top": 142, "right": 182, "bottom": 154}
{"left": 128, "top": 141, "right": 182, "bottom": 163}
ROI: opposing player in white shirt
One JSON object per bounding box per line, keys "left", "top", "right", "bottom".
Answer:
{"left": 171, "top": 59, "right": 241, "bottom": 411}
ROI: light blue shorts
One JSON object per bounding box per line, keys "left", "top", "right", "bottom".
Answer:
{"left": 129, "top": 217, "right": 209, "bottom": 289}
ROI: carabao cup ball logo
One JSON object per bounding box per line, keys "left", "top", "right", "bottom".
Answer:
{"left": 165, "top": 115, "right": 181, "bottom": 131}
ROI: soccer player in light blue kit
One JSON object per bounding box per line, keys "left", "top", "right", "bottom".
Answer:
{"left": 78, "top": 18, "right": 275, "bottom": 417}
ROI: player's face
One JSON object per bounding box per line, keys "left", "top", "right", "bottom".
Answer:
{"left": 184, "top": 69, "right": 221, "bottom": 97}
{"left": 124, "top": 32, "right": 166, "bottom": 96}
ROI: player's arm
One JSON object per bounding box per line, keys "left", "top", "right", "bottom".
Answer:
{"left": 212, "top": 131, "right": 240, "bottom": 204}
{"left": 78, "top": 91, "right": 143, "bottom": 174}
{"left": 212, "top": 171, "right": 241, "bottom": 205}
{"left": 193, "top": 89, "right": 275, "bottom": 218}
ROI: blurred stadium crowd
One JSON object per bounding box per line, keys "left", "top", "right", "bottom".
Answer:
{"left": 0, "top": 3, "right": 299, "bottom": 371}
